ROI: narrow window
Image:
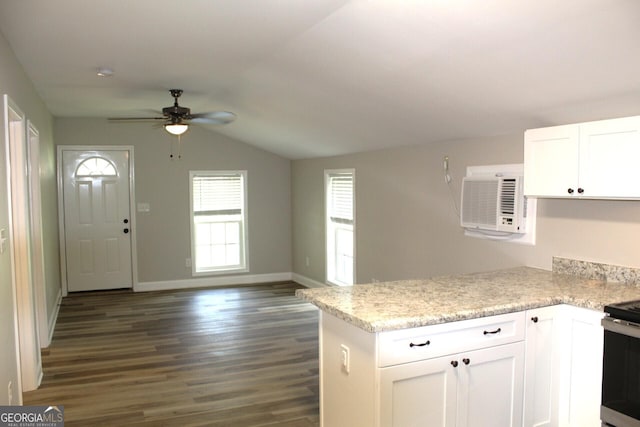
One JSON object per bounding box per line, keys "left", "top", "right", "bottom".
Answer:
{"left": 190, "top": 171, "right": 248, "bottom": 274}
{"left": 325, "top": 169, "right": 355, "bottom": 286}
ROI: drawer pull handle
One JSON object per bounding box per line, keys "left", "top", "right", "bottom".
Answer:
{"left": 462, "top": 358, "right": 470, "bottom": 365}
{"left": 451, "top": 360, "right": 458, "bottom": 368}
{"left": 409, "top": 340, "right": 430, "bottom": 348}
{"left": 483, "top": 327, "right": 502, "bottom": 335}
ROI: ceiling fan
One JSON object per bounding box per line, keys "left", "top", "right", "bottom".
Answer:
{"left": 108, "top": 89, "right": 236, "bottom": 136}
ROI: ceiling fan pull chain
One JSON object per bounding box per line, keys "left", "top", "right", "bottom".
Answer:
{"left": 168, "top": 134, "right": 182, "bottom": 159}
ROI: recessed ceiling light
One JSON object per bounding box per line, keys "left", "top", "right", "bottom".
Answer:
{"left": 96, "top": 67, "right": 114, "bottom": 77}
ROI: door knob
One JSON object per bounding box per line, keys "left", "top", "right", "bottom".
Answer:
{"left": 123, "top": 219, "right": 129, "bottom": 224}
{"left": 451, "top": 360, "right": 458, "bottom": 368}
{"left": 124, "top": 228, "right": 129, "bottom": 234}
{"left": 462, "top": 358, "right": 470, "bottom": 365}
{"left": 567, "top": 188, "right": 574, "bottom": 194}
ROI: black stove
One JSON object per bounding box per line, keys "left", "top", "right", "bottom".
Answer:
{"left": 602, "top": 299, "right": 640, "bottom": 427}
{"left": 605, "top": 299, "right": 640, "bottom": 324}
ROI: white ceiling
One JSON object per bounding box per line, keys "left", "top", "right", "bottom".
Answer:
{"left": 1, "top": 0, "right": 639, "bottom": 159}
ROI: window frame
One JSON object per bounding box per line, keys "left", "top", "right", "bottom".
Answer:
{"left": 325, "top": 168, "right": 356, "bottom": 286}
{"left": 189, "top": 170, "right": 249, "bottom": 276}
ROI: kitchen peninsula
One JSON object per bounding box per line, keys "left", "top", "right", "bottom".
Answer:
{"left": 296, "top": 260, "right": 640, "bottom": 427}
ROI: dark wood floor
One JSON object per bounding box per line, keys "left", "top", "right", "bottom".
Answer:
{"left": 24, "top": 282, "right": 320, "bottom": 427}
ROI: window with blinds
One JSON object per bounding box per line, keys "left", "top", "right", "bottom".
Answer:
{"left": 190, "top": 171, "right": 248, "bottom": 274}
{"left": 328, "top": 174, "right": 354, "bottom": 225}
{"left": 325, "top": 170, "right": 355, "bottom": 286}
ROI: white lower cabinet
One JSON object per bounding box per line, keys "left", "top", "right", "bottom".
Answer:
{"left": 458, "top": 342, "right": 525, "bottom": 427}
{"left": 524, "top": 306, "right": 562, "bottom": 427}
{"left": 376, "top": 311, "right": 526, "bottom": 427}
{"left": 379, "top": 353, "right": 457, "bottom": 427}
{"left": 522, "top": 305, "right": 604, "bottom": 427}
{"left": 320, "top": 311, "right": 526, "bottom": 427}
{"left": 319, "top": 305, "right": 604, "bottom": 427}
{"left": 557, "top": 305, "right": 604, "bottom": 427}
{"left": 379, "top": 341, "right": 525, "bottom": 427}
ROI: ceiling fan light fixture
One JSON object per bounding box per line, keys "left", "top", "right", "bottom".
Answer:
{"left": 164, "top": 123, "right": 189, "bottom": 135}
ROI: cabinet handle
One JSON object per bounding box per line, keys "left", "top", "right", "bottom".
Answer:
{"left": 567, "top": 188, "right": 574, "bottom": 194}
{"left": 577, "top": 188, "right": 584, "bottom": 194}
{"left": 531, "top": 316, "right": 539, "bottom": 323}
{"left": 462, "top": 358, "right": 470, "bottom": 365}
{"left": 483, "top": 327, "right": 501, "bottom": 335}
{"left": 409, "top": 340, "right": 430, "bottom": 348}
{"left": 451, "top": 360, "right": 458, "bottom": 368}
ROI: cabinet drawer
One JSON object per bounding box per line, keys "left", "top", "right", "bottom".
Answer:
{"left": 377, "top": 311, "right": 525, "bottom": 367}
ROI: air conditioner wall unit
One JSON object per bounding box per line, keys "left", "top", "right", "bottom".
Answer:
{"left": 460, "top": 175, "right": 526, "bottom": 234}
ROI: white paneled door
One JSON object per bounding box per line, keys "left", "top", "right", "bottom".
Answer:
{"left": 61, "top": 149, "right": 133, "bottom": 292}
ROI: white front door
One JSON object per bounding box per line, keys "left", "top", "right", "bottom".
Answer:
{"left": 61, "top": 149, "right": 133, "bottom": 292}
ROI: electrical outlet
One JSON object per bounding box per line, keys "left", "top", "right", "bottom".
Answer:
{"left": 7, "top": 381, "right": 12, "bottom": 404}
{"left": 340, "top": 344, "right": 350, "bottom": 374}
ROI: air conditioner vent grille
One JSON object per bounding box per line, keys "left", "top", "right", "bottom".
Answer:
{"left": 500, "top": 179, "right": 516, "bottom": 215}
{"left": 461, "top": 180, "right": 498, "bottom": 227}
{"left": 461, "top": 175, "right": 525, "bottom": 234}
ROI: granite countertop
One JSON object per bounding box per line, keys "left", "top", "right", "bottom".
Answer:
{"left": 295, "top": 266, "right": 640, "bottom": 333}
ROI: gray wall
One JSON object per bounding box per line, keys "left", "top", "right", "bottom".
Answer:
{"left": 292, "top": 133, "right": 640, "bottom": 284}
{"left": 55, "top": 118, "right": 292, "bottom": 283}
{"left": 0, "top": 31, "right": 59, "bottom": 402}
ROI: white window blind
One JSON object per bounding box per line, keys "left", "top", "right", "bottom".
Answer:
{"left": 193, "top": 174, "right": 243, "bottom": 216}
{"left": 328, "top": 174, "right": 353, "bottom": 224}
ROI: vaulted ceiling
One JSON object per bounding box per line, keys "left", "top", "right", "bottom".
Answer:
{"left": 1, "top": 0, "right": 639, "bottom": 159}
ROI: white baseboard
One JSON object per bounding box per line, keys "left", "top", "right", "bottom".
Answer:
{"left": 291, "top": 273, "right": 329, "bottom": 288}
{"left": 45, "top": 288, "right": 62, "bottom": 347}
{"left": 135, "top": 272, "right": 294, "bottom": 292}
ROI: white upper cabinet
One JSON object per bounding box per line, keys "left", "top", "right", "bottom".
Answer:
{"left": 524, "top": 115, "right": 640, "bottom": 199}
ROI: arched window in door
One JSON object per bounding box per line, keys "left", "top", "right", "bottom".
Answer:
{"left": 75, "top": 157, "right": 117, "bottom": 177}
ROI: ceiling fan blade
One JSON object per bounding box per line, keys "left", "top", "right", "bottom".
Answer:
{"left": 188, "top": 111, "right": 237, "bottom": 124}
{"left": 108, "top": 117, "right": 166, "bottom": 122}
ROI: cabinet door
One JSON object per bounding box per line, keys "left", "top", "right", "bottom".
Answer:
{"left": 379, "top": 355, "right": 457, "bottom": 427}
{"left": 524, "top": 124, "right": 580, "bottom": 197}
{"left": 557, "top": 306, "right": 604, "bottom": 427}
{"left": 579, "top": 116, "right": 640, "bottom": 198}
{"left": 457, "top": 341, "right": 525, "bottom": 427}
{"left": 523, "top": 306, "right": 561, "bottom": 427}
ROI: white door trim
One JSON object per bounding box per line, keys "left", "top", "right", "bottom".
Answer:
{"left": 26, "top": 121, "right": 50, "bottom": 348}
{"left": 4, "top": 94, "right": 42, "bottom": 396}
{"left": 57, "top": 145, "right": 138, "bottom": 296}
